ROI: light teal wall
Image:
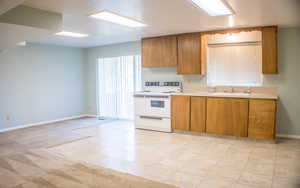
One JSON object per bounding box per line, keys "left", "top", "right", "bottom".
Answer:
{"left": 264, "top": 28, "right": 300, "bottom": 135}
{"left": 0, "top": 43, "right": 85, "bottom": 130}
{"left": 84, "top": 28, "right": 300, "bottom": 136}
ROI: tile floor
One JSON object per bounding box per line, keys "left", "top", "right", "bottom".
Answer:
{"left": 1, "top": 118, "right": 300, "bottom": 188}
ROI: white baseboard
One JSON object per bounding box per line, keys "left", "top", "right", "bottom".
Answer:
{"left": 3, "top": 116, "right": 299, "bottom": 140}
{"left": 276, "top": 134, "right": 300, "bottom": 139}
{"left": 0, "top": 114, "right": 87, "bottom": 133}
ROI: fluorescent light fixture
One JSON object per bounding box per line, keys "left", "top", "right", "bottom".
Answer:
{"left": 55, "top": 31, "right": 88, "bottom": 38}
{"left": 189, "top": 0, "right": 233, "bottom": 16}
{"left": 16, "top": 41, "right": 26, "bottom": 46}
{"left": 89, "top": 10, "right": 146, "bottom": 27}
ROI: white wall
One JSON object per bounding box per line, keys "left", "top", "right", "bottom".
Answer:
{"left": 3, "top": 28, "right": 298, "bottom": 135}
{"left": 0, "top": 43, "right": 85, "bottom": 130}
{"left": 84, "top": 28, "right": 300, "bottom": 136}
{"left": 84, "top": 41, "right": 207, "bottom": 115}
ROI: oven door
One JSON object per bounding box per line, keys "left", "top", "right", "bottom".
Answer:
{"left": 144, "top": 96, "right": 170, "bottom": 117}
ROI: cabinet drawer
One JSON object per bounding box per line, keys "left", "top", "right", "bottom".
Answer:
{"left": 135, "top": 116, "right": 171, "bottom": 132}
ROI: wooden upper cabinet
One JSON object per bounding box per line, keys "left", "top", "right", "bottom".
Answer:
{"left": 142, "top": 36, "right": 177, "bottom": 67}
{"left": 177, "top": 33, "right": 202, "bottom": 74}
{"left": 191, "top": 97, "right": 206, "bottom": 132}
{"left": 200, "top": 34, "right": 207, "bottom": 74}
{"left": 248, "top": 99, "right": 277, "bottom": 139}
{"left": 206, "top": 97, "right": 249, "bottom": 137}
{"left": 171, "top": 95, "right": 190, "bottom": 131}
{"left": 262, "top": 26, "right": 278, "bottom": 74}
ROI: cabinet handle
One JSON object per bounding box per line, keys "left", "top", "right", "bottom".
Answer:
{"left": 140, "top": 116, "right": 163, "bottom": 120}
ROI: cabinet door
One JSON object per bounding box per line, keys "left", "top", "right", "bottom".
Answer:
{"left": 248, "top": 99, "right": 277, "bottom": 139}
{"left": 177, "top": 33, "right": 202, "bottom": 74}
{"left": 191, "top": 97, "right": 206, "bottom": 132}
{"left": 262, "top": 26, "right": 278, "bottom": 74}
{"left": 142, "top": 37, "right": 160, "bottom": 67}
{"left": 206, "top": 98, "right": 249, "bottom": 137}
{"left": 171, "top": 96, "right": 190, "bottom": 131}
{"left": 200, "top": 34, "right": 207, "bottom": 74}
{"left": 142, "top": 36, "right": 177, "bottom": 67}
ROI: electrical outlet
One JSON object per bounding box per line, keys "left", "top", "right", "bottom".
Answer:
{"left": 5, "top": 115, "right": 10, "bottom": 120}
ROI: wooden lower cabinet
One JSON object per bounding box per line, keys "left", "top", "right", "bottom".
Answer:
{"left": 248, "top": 99, "right": 277, "bottom": 139}
{"left": 171, "top": 96, "right": 277, "bottom": 139}
{"left": 191, "top": 97, "right": 206, "bottom": 132}
{"left": 206, "top": 97, "right": 249, "bottom": 137}
{"left": 171, "top": 96, "right": 190, "bottom": 131}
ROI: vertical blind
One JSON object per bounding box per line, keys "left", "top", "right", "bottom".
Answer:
{"left": 98, "top": 55, "right": 141, "bottom": 120}
{"left": 207, "top": 43, "right": 262, "bottom": 86}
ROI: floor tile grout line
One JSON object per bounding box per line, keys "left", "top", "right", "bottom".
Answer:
{"left": 271, "top": 146, "right": 279, "bottom": 188}
{"left": 236, "top": 144, "right": 253, "bottom": 186}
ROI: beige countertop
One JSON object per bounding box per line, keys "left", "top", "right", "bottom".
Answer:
{"left": 171, "top": 92, "right": 278, "bottom": 99}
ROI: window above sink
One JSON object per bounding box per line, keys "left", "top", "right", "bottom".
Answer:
{"left": 206, "top": 31, "right": 263, "bottom": 86}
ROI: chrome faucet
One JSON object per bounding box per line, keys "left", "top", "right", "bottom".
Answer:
{"left": 209, "top": 86, "right": 217, "bottom": 93}
{"left": 244, "top": 87, "right": 252, "bottom": 94}
{"left": 224, "top": 86, "right": 234, "bottom": 93}
{"left": 180, "top": 83, "right": 183, "bottom": 92}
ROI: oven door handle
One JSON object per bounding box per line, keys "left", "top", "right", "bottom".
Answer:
{"left": 145, "top": 96, "right": 169, "bottom": 98}
{"left": 140, "top": 116, "right": 163, "bottom": 120}
{"left": 134, "top": 94, "right": 145, "bottom": 97}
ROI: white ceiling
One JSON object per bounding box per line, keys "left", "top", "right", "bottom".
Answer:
{"left": 23, "top": 0, "right": 300, "bottom": 47}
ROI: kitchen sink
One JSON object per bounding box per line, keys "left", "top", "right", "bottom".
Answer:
{"left": 211, "top": 92, "right": 251, "bottom": 96}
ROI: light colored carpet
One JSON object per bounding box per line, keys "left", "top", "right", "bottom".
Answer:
{"left": 0, "top": 150, "right": 178, "bottom": 188}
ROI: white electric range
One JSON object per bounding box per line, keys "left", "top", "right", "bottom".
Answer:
{"left": 134, "top": 82, "right": 182, "bottom": 132}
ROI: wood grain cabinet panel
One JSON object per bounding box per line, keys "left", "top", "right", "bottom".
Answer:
{"left": 191, "top": 97, "right": 206, "bottom": 132}
{"left": 142, "top": 36, "right": 177, "bottom": 67}
{"left": 200, "top": 34, "right": 207, "bottom": 74}
{"left": 206, "top": 97, "right": 249, "bottom": 137}
{"left": 171, "top": 96, "right": 190, "bottom": 131}
{"left": 248, "top": 99, "right": 277, "bottom": 139}
{"left": 262, "top": 26, "right": 278, "bottom": 74}
{"left": 177, "top": 33, "right": 202, "bottom": 74}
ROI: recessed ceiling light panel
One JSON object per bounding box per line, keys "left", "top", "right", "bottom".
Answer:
{"left": 189, "top": 0, "right": 233, "bottom": 16}
{"left": 89, "top": 11, "right": 146, "bottom": 28}
{"left": 55, "top": 31, "right": 88, "bottom": 38}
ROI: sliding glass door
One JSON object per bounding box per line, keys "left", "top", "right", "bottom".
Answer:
{"left": 97, "top": 55, "right": 141, "bottom": 120}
